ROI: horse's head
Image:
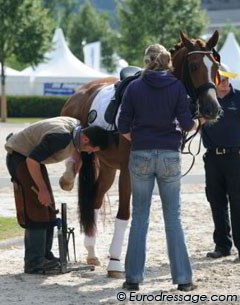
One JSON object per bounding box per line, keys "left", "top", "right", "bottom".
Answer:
{"left": 171, "top": 31, "right": 222, "bottom": 122}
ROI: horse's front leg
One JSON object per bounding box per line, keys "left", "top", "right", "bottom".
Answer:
{"left": 107, "top": 137, "right": 131, "bottom": 278}
{"left": 84, "top": 209, "right": 101, "bottom": 266}
{"left": 84, "top": 162, "right": 116, "bottom": 266}
{"left": 59, "top": 152, "right": 82, "bottom": 191}
{"left": 59, "top": 157, "right": 77, "bottom": 191}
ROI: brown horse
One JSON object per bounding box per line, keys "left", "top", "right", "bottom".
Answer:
{"left": 60, "top": 31, "right": 221, "bottom": 277}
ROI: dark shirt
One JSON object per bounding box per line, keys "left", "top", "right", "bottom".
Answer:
{"left": 5, "top": 117, "right": 80, "bottom": 164}
{"left": 118, "top": 70, "right": 194, "bottom": 151}
{"left": 202, "top": 85, "right": 240, "bottom": 149}
{"left": 29, "top": 133, "right": 72, "bottom": 162}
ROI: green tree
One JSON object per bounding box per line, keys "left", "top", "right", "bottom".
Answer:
{"left": 42, "top": 0, "right": 78, "bottom": 35}
{"left": 0, "top": 0, "right": 54, "bottom": 122}
{"left": 117, "top": 0, "right": 208, "bottom": 66}
{"left": 67, "top": 0, "right": 118, "bottom": 72}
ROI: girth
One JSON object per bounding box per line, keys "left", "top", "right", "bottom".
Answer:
{"left": 104, "top": 68, "right": 141, "bottom": 125}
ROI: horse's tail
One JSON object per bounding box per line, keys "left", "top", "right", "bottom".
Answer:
{"left": 78, "top": 152, "right": 97, "bottom": 236}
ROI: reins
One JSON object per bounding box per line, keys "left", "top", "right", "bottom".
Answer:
{"left": 181, "top": 119, "right": 202, "bottom": 177}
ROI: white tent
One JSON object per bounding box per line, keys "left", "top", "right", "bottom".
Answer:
{"left": 4, "top": 66, "right": 20, "bottom": 76}
{"left": 100, "top": 52, "right": 129, "bottom": 77}
{"left": 112, "top": 53, "right": 128, "bottom": 77}
{"left": 219, "top": 32, "right": 240, "bottom": 89}
{"left": 0, "top": 64, "right": 30, "bottom": 95}
{"left": 21, "top": 28, "right": 108, "bottom": 96}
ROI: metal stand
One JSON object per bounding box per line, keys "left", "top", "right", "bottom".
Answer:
{"left": 57, "top": 203, "right": 95, "bottom": 273}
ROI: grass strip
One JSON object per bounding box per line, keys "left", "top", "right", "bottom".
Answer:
{"left": 6, "top": 118, "right": 43, "bottom": 123}
{"left": 0, "top": 217, "right": 23, "bottom": 240}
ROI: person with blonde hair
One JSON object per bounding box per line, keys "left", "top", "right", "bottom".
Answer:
{"left": 143, "top": 43, "right": 173, "bottom": 71}
{"left": 118, "top": 43, "right": 204, "bottom": 291}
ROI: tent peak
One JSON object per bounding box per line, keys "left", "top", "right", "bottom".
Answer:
{"left": 21, "top": 27, "right": 108, "bottom": 78}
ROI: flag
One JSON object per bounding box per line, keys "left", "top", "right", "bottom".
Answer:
{"left": 83, "top": 41, "right": 101, "bottom": 71}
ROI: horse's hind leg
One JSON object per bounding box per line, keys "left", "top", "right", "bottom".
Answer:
{"left": 84, "top": 162, "right": 116, "bottom": 266}
{"left": 107, "top": 136, "right": 131, "bottom": 277}
{"left": 107, "top": 217, "right": 129, "bottom": 277}
{"left": 107, "top": 177, "right": 130, "bottom": 277}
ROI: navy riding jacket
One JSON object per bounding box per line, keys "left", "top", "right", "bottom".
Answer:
{"left": 202, "top": 85, "right": 240, "bottom": 149}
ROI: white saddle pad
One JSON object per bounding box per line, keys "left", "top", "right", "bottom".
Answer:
{"left": 88, "top": 84, "right": 120, "bottom": 130}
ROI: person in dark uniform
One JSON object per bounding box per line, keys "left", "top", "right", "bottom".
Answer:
{"left": 5, "top": 116, "right": 109, "bottom": 274}
{"left": 202, "top": 65, "right": 240, "bottom": 260}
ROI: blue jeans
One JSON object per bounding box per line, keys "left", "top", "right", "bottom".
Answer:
{"left": 125, "top": 150, "right": 192, "bottom": 284}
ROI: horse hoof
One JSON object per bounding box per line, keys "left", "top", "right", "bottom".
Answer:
{"left": 59, "top": 177, "right": 74, "bottom": 191}
{"left": 87, "top": 257, "right": 101, "bottom": 266}
{"left": 107, "top": 270, "right": 124, "bottom": 278}
{"left": 107, "top": 258, "right": 124, "bottom": 278}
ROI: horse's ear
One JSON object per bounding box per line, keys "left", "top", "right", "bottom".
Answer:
{"left": 179, "top": 31, "right": 195, "bottom": 49}
{"left": 206, "top": 30, "right": 219, "bottom": 49}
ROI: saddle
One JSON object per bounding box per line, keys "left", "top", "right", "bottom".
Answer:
{"left": 104, "top": 66, "right": 142, "bottom": 125}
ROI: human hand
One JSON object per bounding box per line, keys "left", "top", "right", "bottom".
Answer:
{"left": 38, "top": 188, "right": 52, "bottom": 207}
{"left": 31, "top": 186, "right": 52, "bottom": 207}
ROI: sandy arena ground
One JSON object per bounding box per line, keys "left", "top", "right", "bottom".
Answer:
{"left": 0, "top": 122, "right": 239, "bottom": 305}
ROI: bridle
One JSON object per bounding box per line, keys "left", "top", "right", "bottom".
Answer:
{"left": 181, "top": 49, "right": 220, "bottom": 176}
{"left": 183, "top": 50, "right": 218, "bottom": 111}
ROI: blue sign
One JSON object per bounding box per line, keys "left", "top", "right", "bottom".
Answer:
{"left": 44, "top": 82, "right": 81, "bottom": 96}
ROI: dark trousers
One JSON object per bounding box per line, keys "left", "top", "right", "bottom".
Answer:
{"left": 204, "top": 151, "right": 240, "bottom": 253}
{"left": 24, "top": 226, "right": 54, "bottom": 269}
